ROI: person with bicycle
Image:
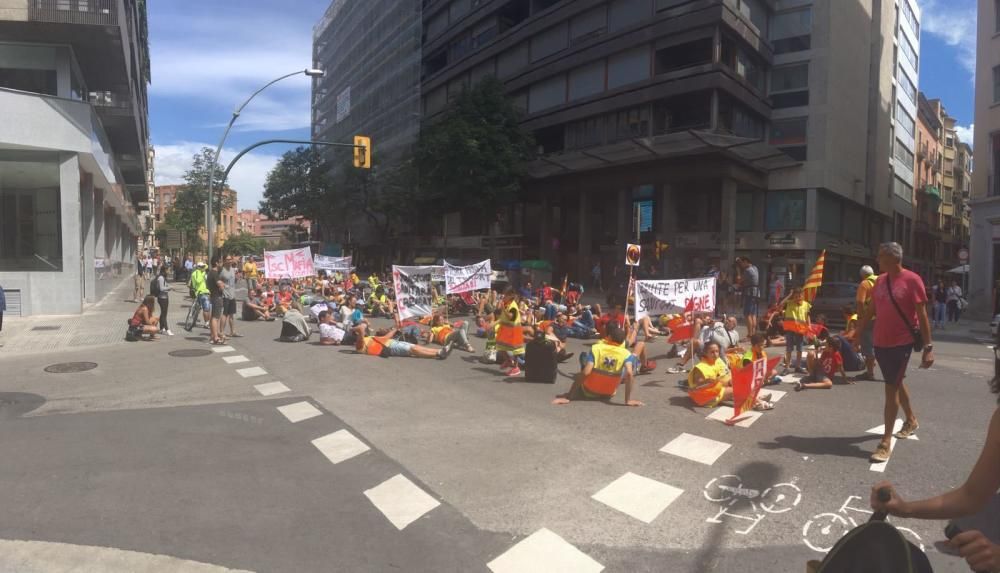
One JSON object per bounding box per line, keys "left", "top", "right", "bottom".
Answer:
{"left": 871, "top": 365, "right": 1000, "bottom": 572}
{"left": 188, "top": 262, "right": 211, "bottom": 329}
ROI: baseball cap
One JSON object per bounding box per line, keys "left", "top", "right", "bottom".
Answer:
{"left": 196, "top": 261, "right": 207, "bottom": 268}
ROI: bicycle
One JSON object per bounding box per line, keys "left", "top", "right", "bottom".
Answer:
{"left": 184, "top": 297, "right": 201, "bottom": 332}
{"left": 703, "top": 474, "right": 802, "bottom": 535}
{"left": 802, "top": 495, "right": 925, "bottom": 554}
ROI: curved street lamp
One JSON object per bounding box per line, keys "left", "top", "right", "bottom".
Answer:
{"left": 205, "top": 67, "right": 325, "bottom": 262}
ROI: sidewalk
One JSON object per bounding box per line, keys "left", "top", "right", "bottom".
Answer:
{"left": 0, "top": 275, "right": 156, "bottom": 356}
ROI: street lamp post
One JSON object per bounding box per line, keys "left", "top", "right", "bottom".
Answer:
{"left": 205, "top": 68, "right": 324, "bottom": 263}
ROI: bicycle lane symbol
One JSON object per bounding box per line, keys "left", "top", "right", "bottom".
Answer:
{"left": 802, "top": 495, "right": 926, "bottom": 553}
{"left": 703, "top": 474, "right": 802, "bottom": 535}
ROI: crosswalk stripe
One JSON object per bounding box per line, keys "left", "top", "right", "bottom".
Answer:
{"left": 660, "top": 433, "right": 731, "bottom": 465}
{"left": 364, "top": 474, "right": 441, "bottom": 530}
{"left": 235, "top": 366, "right": 267, "bottom": 378}
{"left": 591, "top": 472, "right": 684, "bottom": 523}
{"left": 211, "top": 345, "right": 235, "bottom": 353}
{"left": 706, "top": 406, "right": 763, "bottom": 427}
{"left": 277, "top": 401, "right": 323, "bottom": 423}
{"left": 253, "top": 382, "right": 290, "bottom": 396}
{"left": 222, "top": 355, "right": 249, "bottom": 364}
{"left": 312, "top": 430, "right": 370, "bottom": 465}
{"left": 487, "top": 528, "right": 604, "bottom": 573}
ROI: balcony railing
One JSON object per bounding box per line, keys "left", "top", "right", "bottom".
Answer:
{"left": 28, "top": 0, "right": 117, "bottom": 26}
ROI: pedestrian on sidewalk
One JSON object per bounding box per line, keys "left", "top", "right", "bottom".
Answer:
{"left": 931, "top": 278, "right": 947, "bottom": 329}
{"left": 220, "top": 256, "right": 239, "bottom": 338}
{"left": 207, "top": 259, "right": 225, "bottom": 345}
{"left": 153, "top": 267, "right": 173, "bottom": 336}
{"left": 853, "top": 265, "right": 878, "bottom": 381}
{"left": 132, "top": 266, "right": 144, "bottom": 302}
{"left": 853, "top": 242, "right": 933, "bottom": 464}
{"left": 946, "top": 278, "right": 963, "bottom": 323}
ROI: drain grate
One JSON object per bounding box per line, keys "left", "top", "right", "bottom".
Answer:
{"left": 44, "top": 362, "right": 98, "bottom": 373}
{"left": 32, "top": 326, "right": 61, "bottom": 331}
{"left": 168, "top": 349, "right": 213, "bottom": 358}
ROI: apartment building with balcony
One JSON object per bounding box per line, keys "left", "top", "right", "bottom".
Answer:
{"left": 415, "top": 0, "right": 916, "bottom": 285}
{"left": 0, "top": 0, "right": 151, "bottom": 316}
{"left": 972, "top": 0, "right": 1000, "bottom": 315}
{"left": 153, "top": 184, "right": 238, "bottom": 250}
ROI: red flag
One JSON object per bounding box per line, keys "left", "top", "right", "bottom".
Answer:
{"left": 730, "top": 356, "right": 782, "bottom": 420}
{"left": 668, "top": 322, "right": 694, "bottom": 343}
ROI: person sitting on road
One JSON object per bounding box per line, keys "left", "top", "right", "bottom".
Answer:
{"left": 355, "top": 322, "right": 454, "bottom": 359}
{"left": 127, "top": 295, "right": 160, "bottom": 341}
{"left": 668, "top": 316, "right": 741, "bottom": 374}
{"left": 797, "top": 336, "right": 852, "bottom": 390}
{"left": 242, "top": 289, "right": 274, "bottom": 322}
{"left": 278, "top": 308, "right": 311, "bottom": 342}
{"left": 426, "top": 314, "right": 475, "bottom": 353}
{"left": 368, "top": 286, "right": 393, "bottom": 317}
{"left": 742, "top": 333, "right": 782, "bottom": 385}
{"left": 551, "top": 325, "right": 643, "bottom": 407}
{"left": 687, "top": 340, "right": 773, "bottom": 409}
{"left": 318, "top": 310, "right": 361, "bottom": 346}
{"left": 340, "top": 294, "right": 366, "bottom": 329}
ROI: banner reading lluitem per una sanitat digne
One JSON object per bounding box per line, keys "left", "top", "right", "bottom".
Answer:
{"left": 444, "top": 259, "right": 492, "bottom": 294}
{"left": 263, "top": 247, "right": 315, "bottom": 279}
{"left": 634, "top": 277, "right": 716, "bottom": 320}
{"left": 392, "top": 265, "right": 435, "bottom": 319}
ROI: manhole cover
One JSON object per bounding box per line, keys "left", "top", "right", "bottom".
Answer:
{"left": 168, "top": 349, "right": 213, "bottom": 358}
{"left": 44, "top": 362, "right": 98, "bottom": 373}
{"left": 32, "top": 325, "right": 61, "bottom": 331}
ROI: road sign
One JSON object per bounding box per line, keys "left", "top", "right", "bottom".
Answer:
{"left": 625, "top": 244, "right": 641, "bottom": 267}
{"left": 958, "top": 248, "right": 969, "bottom": 262}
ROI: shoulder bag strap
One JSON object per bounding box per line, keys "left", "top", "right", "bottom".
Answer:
{"left": 884, "top": 274, "right": 913, "bottom": 330}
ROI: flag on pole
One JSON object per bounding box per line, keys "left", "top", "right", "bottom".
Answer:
{"left": 802, "top": 250, "right": 826, "bottom": 303}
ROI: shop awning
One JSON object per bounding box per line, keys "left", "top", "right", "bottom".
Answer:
{"left": 946, "top": 264, "right": 969, "bottom": 274}
{"left": 923, "top": 185, "right": 942, "bottom": 205}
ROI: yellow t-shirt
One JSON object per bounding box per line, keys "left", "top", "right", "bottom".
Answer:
{"left": 784, "top": 300, "right": 812, "bottom": 323}
{"left": 243, "top": 261, "right": 258, "bottom": 279}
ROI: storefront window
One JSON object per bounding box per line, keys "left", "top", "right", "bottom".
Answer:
{"left": 0, "top": 152, "right": 62, "bottom": 271}
{"left": 765, "top": 189, "right": 805, "bottom": 230}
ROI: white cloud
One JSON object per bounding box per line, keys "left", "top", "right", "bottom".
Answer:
{"left": 919, "top": 0, "right": 978, "bottom": 79}
{"left": 955, "top": 122, "right": 974, "bottom": 146}
{"left": 152, "top": 141, "right": 283, "bottom": 211}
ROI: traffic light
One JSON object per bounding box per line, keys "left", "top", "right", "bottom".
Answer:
{"left": 353, "top": 135, "right": 371, "bottom": 169}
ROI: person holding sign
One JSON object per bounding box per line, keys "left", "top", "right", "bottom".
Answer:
{"left": 687, "top": 340, "right": 773, "bottom": 410}
{"left": 551, "top": 325, "right": 643, "bottom": 407}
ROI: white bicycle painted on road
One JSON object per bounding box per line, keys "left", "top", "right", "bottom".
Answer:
{"left": 802, "top": 495, "right": 926, "bottom": 553}
{"left": 703, "top": 474, "right": 802, "bottom": 535}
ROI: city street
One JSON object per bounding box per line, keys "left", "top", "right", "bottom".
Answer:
{"left": 0, "top": 284, "right": 995, "bottom": 572}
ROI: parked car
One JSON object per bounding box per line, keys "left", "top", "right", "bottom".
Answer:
{"left": 807, "top": 282, "right": 859, "bottom": 330}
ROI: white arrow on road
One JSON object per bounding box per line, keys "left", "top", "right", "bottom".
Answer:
{"left": 865, "top": 419, "right": 918, "bottom": 473}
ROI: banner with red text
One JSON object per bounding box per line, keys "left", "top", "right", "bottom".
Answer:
{"left": 634, "top": 277, "right": 715, "bottom": 320}
{"left": 444, "top": 260, "right": 492, "bottom": 294}
{"left": 392, "top": 265, "right": 435, "bottom": 319}
{"left": 731, "top": 356, "right": 782, "bottom": 419}
{"left": 263, "top": 247, "right": 315, "bottom": 279}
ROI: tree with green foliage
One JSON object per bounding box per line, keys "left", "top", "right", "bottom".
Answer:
{"left": 415, "top": 76, "right": 536, "bottom": 221}
{"left": 260, "top": 147, "right": 341, "bottom": 240}
{"left": 220, "top": 232, "right": 266, "bottom": 257}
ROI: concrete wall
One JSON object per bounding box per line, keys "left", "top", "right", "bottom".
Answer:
{"left": 974, "top": 0, "right": 1000, "bottom": 200}
{"left": 969, "top": 195, "right": 1000, "bottom": 317}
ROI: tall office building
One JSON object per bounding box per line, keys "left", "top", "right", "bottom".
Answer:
{"left": 971, "top": 0, "right": 1000, "bottom": 315}
{"left": 417, "top": 0, "right": 918, "bottom": 285}
{"left": 311, "top": 0, "right": 423, "bottom": 251}
{"left": 0, "top": 0, "right": 151, "bottom": 316}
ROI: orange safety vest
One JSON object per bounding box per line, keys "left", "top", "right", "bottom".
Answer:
{"left": 781, "top": 301, "right": 812, "bottom": 335}
{"left": 582, "top": 343, "right": 633, "bottom": 397}
{"left": 364, "top": 337, "right": 385, "bottom": 357}
{"left": 432, "top": 326, "right": 453, "bottom": 345}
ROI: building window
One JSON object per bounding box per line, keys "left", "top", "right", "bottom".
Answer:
{"left": 570, "top": 6, "right": 607, "bottom": 43}
{"left": 735, "top": 192, "right": 754, "bottom": 231}
{"left": 899, "top": 33, "right": 918, "bottom": 69}
{"left": 770, "top": 8, "right": 811, "bottom": 54}
{"left": 527, "top": 74, "right": 566, "bottom": 113}
{"left": 654, "top": 38, "right": 712, "bottom": 75}
{"left": 893, "top": 175, "right": 913, "bottom": 202}
{"left": 566, "top": 116, "right": 605, "bottom": 149}
{"left": 607, "top": 46, "right": 651, "bottom": 90}
{"left": 765, "top": 190, "right": 806, "bottom": 231}
{"left": 994, "top": 65, "right": 1000, "bottom": 104}
{"left": 718, "top": 95, "right": 764, "bottom": 138}
{"left": 608, "top": 0, "right": 651, "bottom": 32}
{"left": 894, "top": 139, "right": 914, "bottom": 167}
{"left": 720, "top": 36, "right": 764, "bottom": 91}
{"left": 769, "top": 117, "right": 808, "bottom": 161}
{"left": 770, "top": 63, "right": 809, "bottom": 108}
{"left": 652, "top": 91, "right": 711, "bottom": 134}
{"left": 529, "top": 22, "right": 568, "bottom": 62}
{"left": 568, "top": 60, "right": 605, "bottom": 101}
{"left": 896, "top": 101, "right": 915, "bottom": 137}
{"left": 897, "top": 67, "right": 916, "bottom": 104}
{"left": 0, "top": 152, "right": 63, "bottom": 272}
{"left": 816, "top": 191, "right": 842, "bottom": 235}
{"left": 608, "top": 106, "right": 650, "bottom": 142}
{"left": 900, "top": 0, "right": 919, "bottom": 37}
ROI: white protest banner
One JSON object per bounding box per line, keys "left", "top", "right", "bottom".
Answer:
{"left": 313, "top": 254, "right": 352, "bottom": 271}
{"left": 431, "top": 265, "right": 445, "bottom": 283}
{"left": 634, "top": 277, "right": 716, "bottom": 320}
{"left": 263, "top": 247, "right": 315, "bottom": 279}
{"left": 392, "top": 265, "right": 435, "bottom": 319}
{"left": 444, "top": 259, "right": 492, "bottom": 294}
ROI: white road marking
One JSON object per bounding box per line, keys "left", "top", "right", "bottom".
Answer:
{"left": 765, "top": 389, "right": 787, "bottom": 403}
{"left": 235, "top": 366, "right": 267, "bottom": 378}
{"left": 277, "top": 401, "right": 323, "bottom": 423}
{"left": 312, "top": 430, "right": 370, "bottom": 465}
{"left": 591, "top": 472, "right": 684, "bottom": 523}
{"left": 211, "top": 345, "right": 235, "bottom": 353}
{"left": 487, "top": 528, "right": 604, "bottom": 573}
{"left": 363, "top": 474, "right": 441, "bottom": 530}
{"left": 707, "top": 406, "right": 762, "bottom": 427}
{"left": 866, "top": 420, "right": 914, "bottom": 472}
{"left": 660, "top": 433, "right": 731, "bottom": 465}
{"left": 0, "top": 539, "right": 253, "bottom": 572}
{"left": 222, "top": 355, "right": 249, "bottom": 364}
{"left": 253, "top": 382, "right": 290, "bottom": 397}
{"left": 866, "top": 419, "right": 918, "bottom": 440}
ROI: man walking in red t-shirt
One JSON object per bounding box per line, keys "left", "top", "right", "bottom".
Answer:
{"left": 853, "top": 242, "right": 934, "bottom": 463}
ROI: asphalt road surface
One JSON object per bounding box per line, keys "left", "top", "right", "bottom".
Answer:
{"left": 1, "top": 295, "right": 995, "bottom": 572}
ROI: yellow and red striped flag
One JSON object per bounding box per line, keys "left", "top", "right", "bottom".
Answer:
{"left": 803, "top": 250, "right": 826, "bottom": 302}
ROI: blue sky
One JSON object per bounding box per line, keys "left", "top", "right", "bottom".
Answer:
{"left": 148, "top": 0, "right": 978, "bottom": 210}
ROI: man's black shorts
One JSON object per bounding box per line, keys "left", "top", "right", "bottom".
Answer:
{"left": 223, "top": 298, "right": 237, "bottom": 316}
{"left": 211, "top": 296, "right": 224, "bottom": 319}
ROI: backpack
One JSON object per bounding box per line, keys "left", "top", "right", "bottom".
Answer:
{"left": 524, "top": 337, "right": 558, "bottom": 383}
{"left": 809, "top": 520, "right": 931, "bottom": 573}
{"left": 150, "top": 277, "right": 161, "bottom": 296}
